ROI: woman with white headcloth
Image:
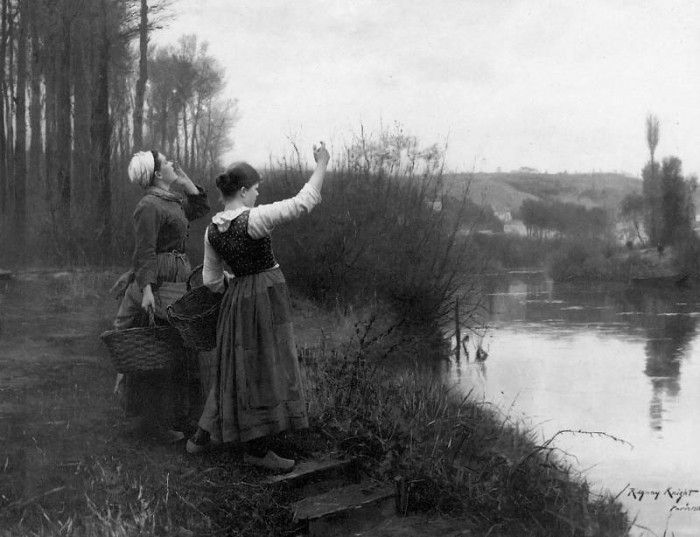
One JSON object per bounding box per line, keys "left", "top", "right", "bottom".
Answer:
{"left": 111, "top": 150, "right": 209, "bottom": 439}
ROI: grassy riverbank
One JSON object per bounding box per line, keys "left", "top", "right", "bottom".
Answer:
{"left": 302, "top": 325, "right": 632, "bottom": 536}
{"left": 0, "top": 270, "right": 630, "bottom": 537}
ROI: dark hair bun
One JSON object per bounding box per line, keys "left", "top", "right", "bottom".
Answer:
{"left": 215, "top": 173, "right": 228, "bottom": 190}
{"left": 216, "top": 162, "right": 260, "bottom": 198}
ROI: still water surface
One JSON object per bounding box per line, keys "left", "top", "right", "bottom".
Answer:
{"left": 446, "top": 271, "right": 700, "bottom": 536}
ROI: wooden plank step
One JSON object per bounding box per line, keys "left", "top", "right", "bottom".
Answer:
{"left": 293, "top": 482, "right": 396, "bottom": 537}
{"left": 264, "top": 457, "right": 356, "bottom": 489}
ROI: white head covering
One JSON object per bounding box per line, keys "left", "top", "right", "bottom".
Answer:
{"left": 128, "top": 151, "right": 159, "bottom": 188}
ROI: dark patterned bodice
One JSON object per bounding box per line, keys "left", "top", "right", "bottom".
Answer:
{"left": 207, "top": 210, "right": 278, "bottom": 277}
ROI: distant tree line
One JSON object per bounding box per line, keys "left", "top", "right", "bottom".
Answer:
{"left": 0, "top": 0, "right": 236, "bottom": 265}
{"left": 518, "top": 198, "right": 610, "bottom": 239}
{"left": 619, "top": 115, "right": 696, "bottom": 248}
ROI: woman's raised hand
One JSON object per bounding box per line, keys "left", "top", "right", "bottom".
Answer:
{"left": 313, "top": 141, "right": 330, "bottom": 167}
{"left": 172, "top": 163, "right": 199, "bottom": 195}
{"left": 308, "top": 142, "right": 329, "bottom": 192}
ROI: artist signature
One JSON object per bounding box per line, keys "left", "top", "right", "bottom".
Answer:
{"left": 626, "top": 487, "right": 700, "bottom": 512}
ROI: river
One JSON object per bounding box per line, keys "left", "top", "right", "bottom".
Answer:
{"left": 445, "top": 271, "right": 700, "bottom": 536}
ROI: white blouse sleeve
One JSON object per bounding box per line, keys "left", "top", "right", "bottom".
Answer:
{"left": 202, "top": 226, "right": 226, "bottom": 292}
{"left": 247, "top": 182, "right": 321, "bottom": 239}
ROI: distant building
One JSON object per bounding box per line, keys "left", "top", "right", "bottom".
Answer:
{"left": 426, "top": 200, "right": 443, "bottom": 212}
{"left": 503, "top": 220, "right": 528, "bottom": 236}
{"left": 495, "top": 210, "right": 512, "bottom": 223}
{"left": 516, "top": 166, "right": 539, "bottom": 174}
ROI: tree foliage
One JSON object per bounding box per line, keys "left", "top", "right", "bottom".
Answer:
{"left": 519, "top": 198, "right": 610, "bottom": 240}
{"left": 0, "top": 1, "right": 236, "bottom": 265}
{"left": 645, "top": 114, "right": 659, "bottom": 163}
{"left": 618, "top": 192, "right": 645, "bottom": 245}
{"left": 145, "top": 35, "right": 236, "bottom": 179}
{"left": 639, "top": 118, "right": 696, "bottom": 247}
{"left": 659, "top": 157, "right": 696, "bottom": 245}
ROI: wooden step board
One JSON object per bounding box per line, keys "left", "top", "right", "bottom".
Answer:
{"left": 265, "top": 457, "right": 356, "bottom": 490}
{"left": 293, "top": 482, "right": 396, "bottom": 537}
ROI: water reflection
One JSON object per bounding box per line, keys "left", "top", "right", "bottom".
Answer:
{"left": 481, "top": 272, "right": 699, "bottom": 434}
{"left": 619, "top": 287, "right": 696, "bottom": 431}
{"left": 450, "top": 272, "right": 700, "bottom": 535}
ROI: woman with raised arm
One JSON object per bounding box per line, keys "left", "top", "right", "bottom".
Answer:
{"left": 186, "top": 143, "right": 330, "bottom": 470}
{"left": 112, "top": 150, "right": 209, "bottom": 440}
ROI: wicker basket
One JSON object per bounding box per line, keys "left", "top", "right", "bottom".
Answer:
{"left": 100, "top": 311, "right": 185, "bottom": 373}
{"left": 167, "top": 266, "right": 222, "bottom": 351}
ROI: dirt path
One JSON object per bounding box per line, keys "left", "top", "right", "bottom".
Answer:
{"left": 0, "top": 271, "right": 124, "bottom": 522}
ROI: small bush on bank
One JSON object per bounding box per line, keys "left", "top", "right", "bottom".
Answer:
{"left": 675, "top": 235, "right": 700, "bottom": 279}
{"left": 548, "top": 241, "right": 631, "bottom": 282}
{"left": 471, "top": 233, "right": 561, "bottom": 270}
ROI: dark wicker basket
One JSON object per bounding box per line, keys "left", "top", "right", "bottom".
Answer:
{"left": 167, "top": 266, "right": 222, "bottom": 351}
{"left": 100, "top": 311, "right": 185, "bottom": 373}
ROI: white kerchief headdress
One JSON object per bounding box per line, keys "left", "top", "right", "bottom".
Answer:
{"left": 128, "top": 150, "right": 159, "bottom": 188}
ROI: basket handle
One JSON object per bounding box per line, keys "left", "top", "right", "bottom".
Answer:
{"left": 187, "top": 264, "right": 203, "bottom": 291}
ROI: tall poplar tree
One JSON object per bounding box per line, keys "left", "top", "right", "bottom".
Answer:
{"left": 14, "top": 0, "right": 27, "bottom": 240}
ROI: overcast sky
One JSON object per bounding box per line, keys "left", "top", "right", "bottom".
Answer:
{"left": 153, "top": 0, "right": 700, "bottom": 176}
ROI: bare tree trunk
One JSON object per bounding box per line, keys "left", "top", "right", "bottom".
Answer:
{"left": 56, "top": 9, "right": 72, "bottom": 223}
{"left": 191, "top": 119, "right": 198, "bottom": 171}
{"left": 171, "top": 112, "right": 177, "bottom": 158}
{"left": 44, "top": 47, "right": 57, "bottom": 210}
{"left": 175, "top": 118, "right": 179, "bottom": 160}
{"left": 28, "top": 0, "right": 42, "bottom": 198}
{"left": 182, "top": 105, "right": 188, "bottom": 165}
{"left": 190, "top": 97, "right": 199, "bottom": 170}
{"left": 201, "top": 99, "right": 213, "bottom": 169}
{"left": 132, "top": 0, "right": 147, "bottom": 150}
{"left": 0, "top": 0, "right": 8, "bottom": 215}
{"left": 14, "top": 0, "right": 27, "bottom": 242}
{"left": 72, "top": 26, "right": 92, "bottom": 213}
{"left": 146, "top": 97, "right": 155, "bottom": 147}
{"left": 91, "top": 13, "right": 111, "bottom": 252}
{"left": 159, "top": 92, "right": 167, "bottom": 148}
{"left": 5, "top": 1, "right": 15, "bottom": 209}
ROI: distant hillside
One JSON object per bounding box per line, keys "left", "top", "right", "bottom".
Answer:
{"left": 443, "top": 172, "right": 643, "bottom": 214}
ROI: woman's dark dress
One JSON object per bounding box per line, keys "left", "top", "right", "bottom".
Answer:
{"left": 198, "top": 210, "right": 309, "bottom": 443}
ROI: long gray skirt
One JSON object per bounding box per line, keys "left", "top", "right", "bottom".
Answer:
{"left": 198, "top": 267, "right": 309, "bottom": 443}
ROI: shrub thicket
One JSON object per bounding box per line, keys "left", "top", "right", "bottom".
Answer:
{"left": 548, "top": 240, "right": 634, "bottom": 282}
{"left": 260, "top": 130, "right": 487, "bottom": 331}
